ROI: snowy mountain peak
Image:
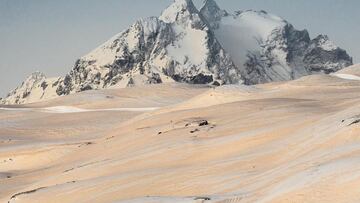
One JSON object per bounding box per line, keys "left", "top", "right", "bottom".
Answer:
{"left": 1, "top": 0, "right": 353, "bottom": 105}
{"left": 201, "top": 0, "right": 221, "bottom": 14}
{"left": 159, "top": 0, "right": 199, "bottom": 24}
{"left": 28, "top": 71, "right": 46, "bottom": 81}
{"left": 200, "top": 0, "right": 227, "bottom": 29}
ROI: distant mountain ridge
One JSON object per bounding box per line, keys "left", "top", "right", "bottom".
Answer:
{"left": 1, "top": 0, "right": 352, "bottom": 104}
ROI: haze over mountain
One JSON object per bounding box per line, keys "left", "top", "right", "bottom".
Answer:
{"left": 0, "top": 0, "right": 352, "bottom": 105}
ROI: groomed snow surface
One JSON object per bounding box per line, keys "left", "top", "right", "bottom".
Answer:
{"left": 0, "top": 106, "right": 159, "bottom": 114}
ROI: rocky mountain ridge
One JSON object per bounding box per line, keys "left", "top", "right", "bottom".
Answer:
{"left": 1, "top": 0, "right": 352, "bottom": 104}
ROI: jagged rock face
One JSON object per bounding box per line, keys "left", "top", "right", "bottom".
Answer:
{"left": 54, "top": 0, "right": 242, "bottom": 96}
{"left": 200, "top": 0, "right": 228, "bottom": 29}
{"left": 303, "top": 35, "right": 353, "bottom": 73}
{"left": 1, "top": 0, "right": 353, "bottom": 104}
{"left": 55, "top": 17, "right": 177, "bottom": 96}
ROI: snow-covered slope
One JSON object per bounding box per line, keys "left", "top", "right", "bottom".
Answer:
{"left": 1, "top": 0, "right": 353, "bottom": 104}
{"left": 200, "top": 0, "right": 352, "bottom": 84}
{"left": 53, "top": 0, "right": 240, "bottom": 95}
{"left": 1, "top": 72, "right": 61, "bottom": 105}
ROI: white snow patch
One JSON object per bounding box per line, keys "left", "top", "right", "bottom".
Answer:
{"left": 82, "top": 31, "right": 124, "bottom": 67}
{"left": 332, "top": 74, "right": 360, "bottom": 81}
{"left": 42, "top": 106, "right": 91, "bottom": 113}
{"left": 126, "top": 27, "right": 140, "bottom": 51}
{"left": 318, "top": 37, "right": 338, "bottom": 51}
{"left": 214, "top": 11, "right": 286, "bottom": 69}
{"left": 82, "top": 45, "right": 117, "bottom": 67}
{"left": 166, "top": 24, "right": 208, "bottom": 71}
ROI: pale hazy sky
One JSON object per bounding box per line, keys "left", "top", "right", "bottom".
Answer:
{"left": 1, "top": 0, "right": 359, "bottom": 97}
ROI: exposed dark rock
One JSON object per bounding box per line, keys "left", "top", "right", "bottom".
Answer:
{"left": 52, "top": 80, "right": 59, "bottom": 87}
{"left": 199, "top": 120, "right": 209, "bottom": 126}
{"left": 190, "top": 129, "right": 200, "bottom": 133}
{"left": 41, "top": 81, "right": 48, "bottom": 90}
{"left": 127, "top": 78, "right": 135, "bottom": 87}
{"left": 56, "top": 74, "right": 73, "bottom": 96}
{"left": 348, "top": 119, "right": 360, "bottom": 126}
{"left": 77, "top": 142, "right": 94, "bottom": 148}
{"left": 22, "top": 91, "right": 30, "bottom": 98}
{"left": 8, "top": 181, "right": 77, "bottom": 203}
{"left": 185, "top": 119, "right": 209, "bottom": 128}
{"left": 190, "top": 74, "right": 213, "bottom": 84}
{"left": 194, "top": 196, "right": 211, "bottom": 201}
{"left": 106, "top": 136, "right": 115, "bottom": 140}
{"left": 80, "top": 85, "right": 93, "bottom": 91}
{"left": 342, "top": 115, "right": 360, "bottom": 126}
{"left": 148, "top": 73, "right": 163, "bottom": 84}
{"left": 9, "top": 187, "right": 47, "bottom": 203}
{"left": 212, "top": 81, "right": 221, "bottom": 86}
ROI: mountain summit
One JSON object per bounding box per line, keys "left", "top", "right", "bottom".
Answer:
{"left": 1, "top": 0, "right": 352, "bottom": 104}
{"left": 159, "top": 0, "right": 199, "bottom": 24}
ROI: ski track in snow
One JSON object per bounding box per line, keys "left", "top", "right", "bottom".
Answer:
{"left": 0, "top": 106, "right": 159, "bottom": 114}
{"left": 332, "top": 73, "right": 360, "bottom": 81}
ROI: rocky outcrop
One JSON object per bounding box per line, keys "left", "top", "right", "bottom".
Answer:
{"left": 304, "top": 35, "right": 353, "bottom": 73}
